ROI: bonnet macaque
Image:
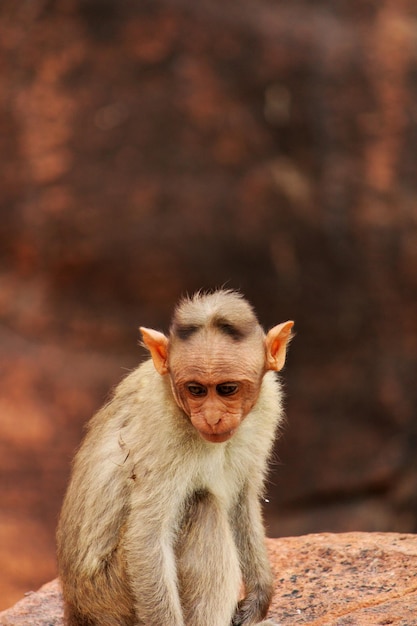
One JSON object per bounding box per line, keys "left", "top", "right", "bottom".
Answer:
{"left": 57, "top": 290, "right": 294, "bottom": 626}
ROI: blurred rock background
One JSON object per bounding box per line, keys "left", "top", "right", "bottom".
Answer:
{"left": 0, "top": 0, "right": 416, "bottom": 610}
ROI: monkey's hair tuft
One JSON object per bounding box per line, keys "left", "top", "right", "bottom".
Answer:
{"left": 170, "top": 289, "right": 261, "bottom": 341}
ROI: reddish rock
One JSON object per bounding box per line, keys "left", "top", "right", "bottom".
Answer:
{"left": 267, "top": 533, "right": 417, "bottom": 624}
{"left": 1, "top": 533, "right": 416, "bottom": 625}
{"left": 0, "top": 579, "right": 62, "bottom": 626}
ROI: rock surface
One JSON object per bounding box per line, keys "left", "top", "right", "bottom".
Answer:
{"left": 1, "top": 533, "right": 416, "bottom": 625}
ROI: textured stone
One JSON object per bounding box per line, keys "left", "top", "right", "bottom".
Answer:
{"left": 0, "top": 579, "right": 62, "bottom": 626}
{"left": 267, "top": 533, "right": 417, "bottom": 625}
{"left": 1, "top": 533, "right": 416, "bottom": 625}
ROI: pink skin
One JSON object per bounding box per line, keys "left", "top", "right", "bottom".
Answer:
{"left": 170, "top": 376, "right": 261, "bottom": 443}
{"left": 168, "top": 332, "right": 265, "bottom": 443}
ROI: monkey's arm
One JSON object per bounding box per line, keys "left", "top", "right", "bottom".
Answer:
{"left": 123, "top": 497, "right": 186, "bottom": 626}
{"left": 57, "top": 429, "right": 131, "bottom": 579}
{"left": 231, "top": 485, "right": 274, "bottom": 626}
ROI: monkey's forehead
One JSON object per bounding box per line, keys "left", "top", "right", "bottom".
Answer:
{"left": 168, "top": 337, "right": 265, "bottom": 382}
{"left": 170, "top": 361, "right": 261, "bottom": 381}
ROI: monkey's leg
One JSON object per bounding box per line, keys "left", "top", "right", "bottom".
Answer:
{"left": 64, "top": 604, "right": 135, "bottom": 626}
{"left": 61, "top": 550, "right": 136, "bottom": 626}
{"left": 176, "top": 491, "right": 242, "bottom": 626}
{"left": 123, "top": 503, "right": 186, "bottom": 625}
{"left": 231, "top": 485, "right": 274, "bottom": 626}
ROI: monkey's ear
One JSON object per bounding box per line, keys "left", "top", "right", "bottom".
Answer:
{"left": 265, "top": 321, "right": 294, "bottom": 371}
{"left": 140, "top": 327, "right": 169, "bottom": 375}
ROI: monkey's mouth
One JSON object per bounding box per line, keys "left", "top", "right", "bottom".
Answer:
{"left": 199, "top": 430, "right": 235, "bottom": 443}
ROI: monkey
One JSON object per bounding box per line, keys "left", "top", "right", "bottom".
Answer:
{"left": 56, "top": 290, "right": 294, "bottom": 626}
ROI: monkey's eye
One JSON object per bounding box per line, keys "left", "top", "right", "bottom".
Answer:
{"left": 216, "top": 383, "right": 239, "bottom": 397}
{"left": 186, "top": 383, "right": 207, "bottom": 397}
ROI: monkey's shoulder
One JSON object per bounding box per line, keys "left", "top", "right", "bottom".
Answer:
{"left": 112, "top": 359, "right": 165, "bottom": 403}
{"left": 87, "top": 360, "right": 169, "bottom": 426}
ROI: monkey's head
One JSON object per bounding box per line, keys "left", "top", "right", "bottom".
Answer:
{"left": 141, "top": 291, "right": 293, "bottom": 444}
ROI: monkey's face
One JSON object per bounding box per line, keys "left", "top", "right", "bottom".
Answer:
{"left": 170, "top": 376, "right": 262, "bottom": 443}
{"left": 140, "top": 315, "right": 293, "bottom": 444}
{"left": 168, "top": 334, "right": 265, "bottom": 443}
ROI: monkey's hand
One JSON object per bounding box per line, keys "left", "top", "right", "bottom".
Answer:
{"left": 231, "top": 587, "right": 272, "bottom": 626}
{"left": 232, "top": 615, "right": 278, "bottom": 626}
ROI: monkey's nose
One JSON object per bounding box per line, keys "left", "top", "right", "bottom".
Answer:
{"left": 204, "top": 413, "right": 222, "bottom": 427}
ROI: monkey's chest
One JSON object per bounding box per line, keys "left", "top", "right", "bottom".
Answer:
{"left": 186, "top": 448, "right": 244, "bottom": 508}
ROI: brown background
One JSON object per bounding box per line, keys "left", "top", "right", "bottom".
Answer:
{"left": 1, "top": 0, "right": 416, "bottom": 610}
